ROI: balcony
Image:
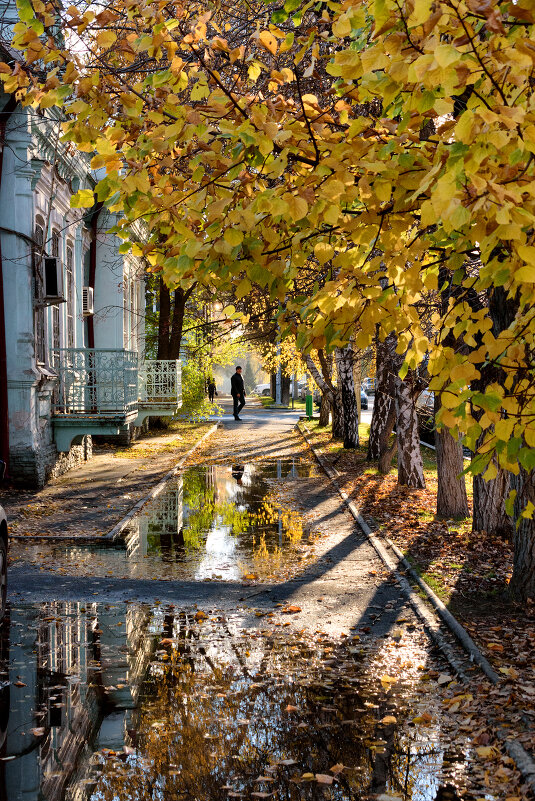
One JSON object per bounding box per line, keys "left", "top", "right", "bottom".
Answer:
{"left": 52, "top": 348, "right": 139, "bottom": 451}
{"left": 135, "top": 359, "right": 182, "bottom": 426}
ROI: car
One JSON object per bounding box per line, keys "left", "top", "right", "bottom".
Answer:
{"left": 362, "top": 377, "right": 376, "bottom": 395}
{"left": 360, "top": 388, "right": 368, "bottom": 410}
{"left": 0, "top": 461, "right": 7, "bottom": 619}
{"left": 416, "top": 390, "right": 435, "bottom": 444}
{"left": 253, "top": 383, "right": 271, "bottom": 396}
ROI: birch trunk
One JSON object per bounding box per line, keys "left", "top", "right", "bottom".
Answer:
{"left": 395, "top": 373, "right": 425, "bottom": 489}
{"left": 305, "top": 353, "right": 344, "bottom": 438}
{"left": 335, "top": 343, "right": 359, "bottom": 449}
{"left": 368, "top": 333, "right": 397, "bottom": 461}
{"left": 435, "top": 395, "right": 469, "bottom": 518}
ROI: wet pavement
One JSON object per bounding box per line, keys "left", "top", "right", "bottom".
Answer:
{"left": 0, "top": 600, "right": 496, "bottom": 801}
{"left": 9, "top": 460, "right": 321, "bottom": 584}
{"left": 4, "top": 408, "right": 528, "bottom": 800}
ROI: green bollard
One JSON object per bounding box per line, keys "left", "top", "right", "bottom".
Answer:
{"left": 305, "top": 394, "right": 313, "bottom": 420}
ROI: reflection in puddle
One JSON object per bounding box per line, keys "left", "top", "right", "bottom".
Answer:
{"left": 0, "top": 602, "right": 485, "bottom": 801}
{"left": 11, "top": 461, "right": 320, "bottom": 583}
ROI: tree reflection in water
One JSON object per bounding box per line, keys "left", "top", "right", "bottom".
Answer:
{"left": 89, "top": 613, "right": 460, "bottom": 801}
{"left": 141, "top": 464, "right": 311, "bottom": 582}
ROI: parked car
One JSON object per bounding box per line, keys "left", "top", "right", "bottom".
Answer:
{"left": 416, "top": 390, "right": 435, "bottom": 444}
{"left": 360, "top": 388, "right": 368, "bottom": 410}
{"left": 0, "top": 461, "right": 7, "bottom": 620}
{"left": 362, "top": 377, "right": 376, "bottom": 395}
{"left": 253, "top": 383, "right": 271, "bottom": 396}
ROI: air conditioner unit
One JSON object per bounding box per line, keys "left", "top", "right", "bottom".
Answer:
{"left": 82, "top": 286, "right": 94, "bottom": 316}
{"left": 42, "top": 257, "right": 65, "bottom": 304}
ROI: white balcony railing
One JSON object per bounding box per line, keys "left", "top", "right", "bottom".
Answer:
{"left": 52, "top": 348, "right": 139, "bottom": 417}
{"left": 138, "top": 360, "right": 182, "bottom": 407}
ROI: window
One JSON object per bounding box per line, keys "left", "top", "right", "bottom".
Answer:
{"left": 51, "top": 230, "right": 61, "bottom": 367}
{"left": 66, "top": 245, "right": 74, "bottom": 347}
{"left": 130, "top": 279, "right": 136, "bottom": 351}
{"left": 34, "top": 224, "right": 46, "bottom": 364}
{"left": 123, "top": 277, "right": 130, "bottom": 349}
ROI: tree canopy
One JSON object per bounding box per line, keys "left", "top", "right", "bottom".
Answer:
{"left": 3, "top": 0, "right": 535, "bottom": 501}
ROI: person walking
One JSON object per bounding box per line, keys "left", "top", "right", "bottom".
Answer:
{"left": 207, "top": 378, "right": 216, "bottom": 403}
{"left": 230, "top": 366, "right": 246, "bottom": 420}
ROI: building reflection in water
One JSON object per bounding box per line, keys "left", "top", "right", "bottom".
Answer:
{"left": 0, "top": 602, "right": 156, "bottom": 801}
{"left": 124, "top": 476, "right": 184, "bottom": 560}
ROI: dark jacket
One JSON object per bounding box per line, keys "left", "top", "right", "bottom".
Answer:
{"left": 230, "top": 372, "right": 245, "bottom": 397}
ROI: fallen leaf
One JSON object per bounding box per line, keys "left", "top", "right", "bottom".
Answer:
{"left": 380, "top": 674, "right": 397, "bottom": 691}
{"left": 329, "top": 763, "right": 344, "bottom": 774}
{"left": 437, "top": 674, "right": 453, "bottom": 685}
{"left": 282, "top": 605, "right": 301, "bottom": 614}
{"left": 413, "top": 712, "right": 433, "bottom": 726}
{"left": 30, "top": 727, "right": 45, "bottom": 737}
{"left": 380, "top": 715, "right": 397, "bottom": 725}
{"left": 316, "top": 774, "right": 334, "bottom": 785}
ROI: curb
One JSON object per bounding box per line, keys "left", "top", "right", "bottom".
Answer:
{"left": 104, "top": 420, "right": 221, "bottom": 541}
{"left": 298, "top": 422, "right": 469, "bottom": 680}
{"left": 298, "top": 421, "right": 502, "bottom": 681}
{"left": 298, "top": 422, "right": 535, "bottom": 791}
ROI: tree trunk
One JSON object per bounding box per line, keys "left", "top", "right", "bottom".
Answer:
{"left": 435, "top": 395, "right": 469, "bottom": 518}
{"left": 331, "top": 389, "right": 344, "bottom": 439}
{"left": 304, "top": 352, "right": 344, "bottom": 436}
{"left": 395, "top": 373, "right": 425, "bottom": 489}
{"left": 281, "top": 374, "right": 291, "bottom": 406}
{"left": 157, "top": 277, "right": 171, "bottom": 359}
{"left": 319, "top": 393, "right": 330, "bottom": 427}
{"left": 472, "top": 450, "right": 512, "bottom": 537}
{"left": 270, "top": 373, "right": 276, "bottom": 399}
{"left": 168, "top": 287, "right": 186, "bottom": 359}
{"left": 378, "top": 438, "right": 397, "bottom": 475}
{"left": 510, "top": 466, "right": 535, "bottom": 600}
{"left": 471, "top": 285, "right": 517, "bottom": 537}
{"left": 368, "top": 333, "right": 397, "bottom": 461}
{"left": 335, "top": 343, "right": 359, "bottom": 449}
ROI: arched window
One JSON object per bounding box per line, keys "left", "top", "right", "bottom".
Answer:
{"left": 66, "top": 243, "right": 74, "bottom": 347}
{"left": 34, "top": 221, "right": 46, "bottom": 364}
{"left": 50, "top": 229, "right": 61, "bottom": 365}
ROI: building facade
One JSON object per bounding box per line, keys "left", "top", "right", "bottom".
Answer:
{"left": 0, "top": 101, "right": 181, "bottom": 487}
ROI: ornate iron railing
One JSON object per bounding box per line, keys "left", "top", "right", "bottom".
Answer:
{"left": 52, "top": 348, "right": 139, "bottom": 416}
{"left": 138, "top": 359, "right": 182, "bottom": 406}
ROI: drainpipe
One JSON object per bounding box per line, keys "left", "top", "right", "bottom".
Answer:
{"left": 87, "top": 201, "right": 103, "bottom": 349}
{"left": 0, "top": 97, "right": 19, "bottom": 474}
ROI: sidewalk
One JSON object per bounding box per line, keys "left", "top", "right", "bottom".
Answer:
{"left": 3, "top": 420, "right": 215, "bottom": 539}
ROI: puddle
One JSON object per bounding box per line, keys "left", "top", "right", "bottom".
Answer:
{"left": 0, "top": 601, "right": 499, "bottom": 801}
{"left": 10, "top": 462, "right": 320, "bottom": 583}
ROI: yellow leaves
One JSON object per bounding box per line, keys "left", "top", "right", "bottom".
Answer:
{"left": 332, "top": 13, "right": 351, "bottom": 37}
{"left": 514, "top": 245, "right": 535, "bottom": 282}
{"left": 96, "top": 29, "right": 117, "bottom": 49}
{"left": 314, "top": 242, "right": 334, "bottom": 265}
{"left": 248, "top": 61, "right": 263, "bottom": 81}
{"left": 433, "top": 44, "right": 461, "bottom": 69}
{"left": 224, "top": 229, "right": 243, "bottom": 247}
{"left": 258, "top": 30, "right": 278, "bottom": 56}
{"left": 71, "top": 189, "right": 95, "bottom": 208}
{"left": 494, "top": 418, "right": 515, "bottom": 441}
{"left": 284, "top": 194, "right": 308, "bottom": 222}
{"left": 235, "top": 278, "right": 251, "bottom": 299}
